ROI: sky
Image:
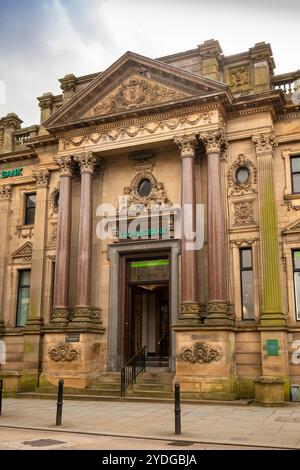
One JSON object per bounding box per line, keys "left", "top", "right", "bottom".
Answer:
{"left": 0, "top": 0, "right": 299, "bottom": 126}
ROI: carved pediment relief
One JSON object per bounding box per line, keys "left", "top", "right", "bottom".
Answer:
{"left": 44, "top": 51, "right": 228, "bottom": 129}
{"left": 12, "top": 242, "right": 33, "bottom": 262}
{"left": 84, "top": 74, "right": 190, "bottom": 118}
{"left": 283, "top": 219, "right": 300, "bottom": 235}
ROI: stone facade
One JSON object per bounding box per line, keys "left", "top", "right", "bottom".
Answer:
{"left": 0, "top": 39, "right": 300, "bottom": 403}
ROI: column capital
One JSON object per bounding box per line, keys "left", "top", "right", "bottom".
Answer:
{"left": 0, "top": 185, "right": 12, "bottom": 201}
{"left": 201, "top": 129, "right": 227, "bottom": 154}
{"left": 174, "top": 134, "right": 197, "bottom": 158}
{"left": 32, "top": 168, "right": 50, "bottom": 188}
{"left": 74, "top": 151, "right": 98, "bottom": 174}
{"left": 54, "top": 155, "right": 74, "bottom": 176}
{"left": 252, "top": 133, "right": 277, "bottom": 156}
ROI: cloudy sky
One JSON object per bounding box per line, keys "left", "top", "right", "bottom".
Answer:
{"left": 0, "top": 0, "right": 299, "bottom": 126}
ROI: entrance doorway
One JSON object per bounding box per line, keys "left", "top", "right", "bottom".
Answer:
{"left": 124, "top": 257, "right": 170, "bottom": 362}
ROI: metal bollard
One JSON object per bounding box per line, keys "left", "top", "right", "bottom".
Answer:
{"left": 0, "top": 379, "right": 3, "bottom": 416}
{"left": 56, "top": 379, "right": 64, "bottom": 426}
{"left": 174, "top": 381, "right": 181, "bottom": 435}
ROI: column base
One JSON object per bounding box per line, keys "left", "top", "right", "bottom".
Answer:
{"left": 0, "top": 319, "right": 5, "bottom": 334}
{"left": 25, "top": 318, "right": 44, "bottom": 330}
{"left": 204, "top": 301, "right": 233, "bottom": 326}
{"left": 71, "top": 307, "right": 102, "bottom": 327}
{"left": 254, "top": 377, "right": 287, "bottom": 406}
{"left": 259, "top": 312, "right": 287, "bottom": 327}
{"left": 178, "top": 302, "right": 201, "bottom": 324}
{"left": 50, "top": 307, "right": 70, "bottom": 325}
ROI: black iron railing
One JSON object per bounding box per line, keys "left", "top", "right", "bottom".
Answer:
{"left": 120, "top": 346, "right": 147, "bottom": 397}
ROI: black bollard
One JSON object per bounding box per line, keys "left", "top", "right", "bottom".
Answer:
{"left": 174, "top": 381, "right": 181, "bottom": 435}
{"left": 56, "top": 379, "right": 64, "bottom": 426}
{"left": 0, "top": 379, "right": 3, "bottom": 416}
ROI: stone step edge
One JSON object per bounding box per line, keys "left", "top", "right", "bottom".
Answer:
{"left": 13, "top": 393, "right": 253, "bottom": 406}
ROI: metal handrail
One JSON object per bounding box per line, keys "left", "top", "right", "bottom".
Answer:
{"left": 120, "top": 346, "right": 147, "bottom": 397}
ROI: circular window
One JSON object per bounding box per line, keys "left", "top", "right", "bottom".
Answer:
{"left": 138, "top": 178, "right": 152, "bottom": 197}
{"left": 235, "top": 166, "right": 250, "bottom": 185}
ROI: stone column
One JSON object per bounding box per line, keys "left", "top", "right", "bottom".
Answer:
{"left": 0, "top": 186, "right": 12, "bottom": 332}
{"left": 27, "top": 169, "right": 50, "bottom": 327}
{"left": 202, "top": 130, "right": 231, "bottom": 325}
{"left": 73, "top": 152, "right": 97, "bottom": 322}
{"left": 174, "top": 134, "right": 200, "bottom": 321}
{"left": 252, "top": 134, "right": 285, "bottom": 326}
{"left": 51, "top": 156, "right": 73, "bottom": 324}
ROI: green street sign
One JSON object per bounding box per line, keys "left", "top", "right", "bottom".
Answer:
{"left": 0, "top": 168, "right": 23, "bottom": 179}
{"left": 266, "top": 339, "right": 279, "bottom": 356}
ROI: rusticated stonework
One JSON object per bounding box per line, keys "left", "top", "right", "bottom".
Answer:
{"left": 233, "top": 200, "right": 255, "bottom": 225}
{"left": 179, "top": 342, "right": 223, "bottom": 364}
{"left": 48, "top": 343, "right": 80, "bottom": 362}
{"left": 228, "top": 154, "right": 257, "bottom": 196}
{"left": 86, "top": 75, "right": 189, "bottom": 117}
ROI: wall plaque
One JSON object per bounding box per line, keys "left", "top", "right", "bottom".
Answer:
{"left": 65, "top": 333, "right": 80, "bottom": 343}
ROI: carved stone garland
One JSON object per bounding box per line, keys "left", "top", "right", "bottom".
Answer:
{"left": 228, "top": 154, "right": 257, "bottom": 196}
{"left": 179, "top": 342, "right": 223, "bottom": 364}
{"left": 123, "top": 163, "right": 172, "bottom": 210}
{"left": 49, "top": 184, "right": 60, "bottom": 216}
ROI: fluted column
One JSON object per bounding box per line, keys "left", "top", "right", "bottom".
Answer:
{"left": 175, "top": 134, "right": 200, "bottom": 321}
{"left": 52, "top": 156, "right": 73, "bottom": 324}
{"left": 0, "top": 185, "right": 12, "bottom": 332}
{"left": 27, "top": 168, "right": 50, "bottom": 327}
{"left": 252, "top": 134, "right": 285, "bottom": 326}
{"left": 202, "top": 130, "right": 231, "bottom": 325}
{"left": 73, "top": 152, "right": 97, "bottom": 321}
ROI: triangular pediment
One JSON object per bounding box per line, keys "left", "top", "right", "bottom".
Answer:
{"left": 283, "top": 219, "right": 300, "bottom": 234}
{"left": 45, "top": 51, "right": 229, "bottom": 130}
{"left": 12, "top": 242, "right": 33, "bottom": 261}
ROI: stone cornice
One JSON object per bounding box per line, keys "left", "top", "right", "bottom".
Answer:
{"left": 0, "top": 150, "right": 37, "bottom": 163}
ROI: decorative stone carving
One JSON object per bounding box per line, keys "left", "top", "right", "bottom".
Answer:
{"left": 228, "top": 154, "right": 257, "bottom": 196}
{"left": 252, "top": 134, "right": 278, "bottom": 155}
{"left": 87, "top": 75, "right": 188, "bottom": 116}
{"left": 32, "top": 168, "right": 50, "bottom": 188}
{"left": 283, "top": 199, "right": 300, "bottom": 211}
{"left": 179, "top": 342, "right": 222, "bottom": 364}
{"left": 207, "top": 301, "right": 229, "bottom": 315}
{"left": 16, "top": 225, "right": 34, "bottom": 239}
{"left": 50, "top": 222, "right": 57, "bottom": 243}
{"left": 0, "top": 185, "right": 12, "bottom": 200}
{"left": 62, "top": 112, "right": 214, "bottom": 150}
{"left": 12, "top": 242, "right": 33, "bottom": 262}
{"left": 123, "top": 165, "right": 171, "bottom": 210}
{"left": 49, "top": 184, "right": 60, "bottom": 215}
{"left": 201, "top": 129, "right": 227, "bottom": 154}
{"left": 233, "top": 200, "right": 255, "bottom": 225}
{"left": 228, "top": 66, "right": 249, "bottom": 89}
{"left": 74, "top": 151, "right": 97, "bottom": 174}
{"left": 51, "top": 307, "right": 69, "bottom": 323}
{"left": 180, "top": 303, "right": 201, "bottom": 315}
{"left": 48, "top": 343, "right": 80, "bottom": 362}
{"left": 54, "top": 156, "right": 73, "bottom": 176}
{"left": 0, "top": 129, "right": 4, "bottom": 150}
{"left": 174, "top": 134, "right": 197, "bottom": 158}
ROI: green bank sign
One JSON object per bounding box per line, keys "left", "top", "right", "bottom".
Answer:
{"left": 119, "top": 227, "right": 168, "bottom": 239}
{"left": 0, "top": 168, "right": 23, "bottom": 179}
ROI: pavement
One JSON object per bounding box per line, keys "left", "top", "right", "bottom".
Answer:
{"left": 1, "top": 398, "right": 300, "bottom": 449}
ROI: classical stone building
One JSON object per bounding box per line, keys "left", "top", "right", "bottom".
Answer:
{"left": 0, "top": 39, "right": 300, "bottom": 404}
